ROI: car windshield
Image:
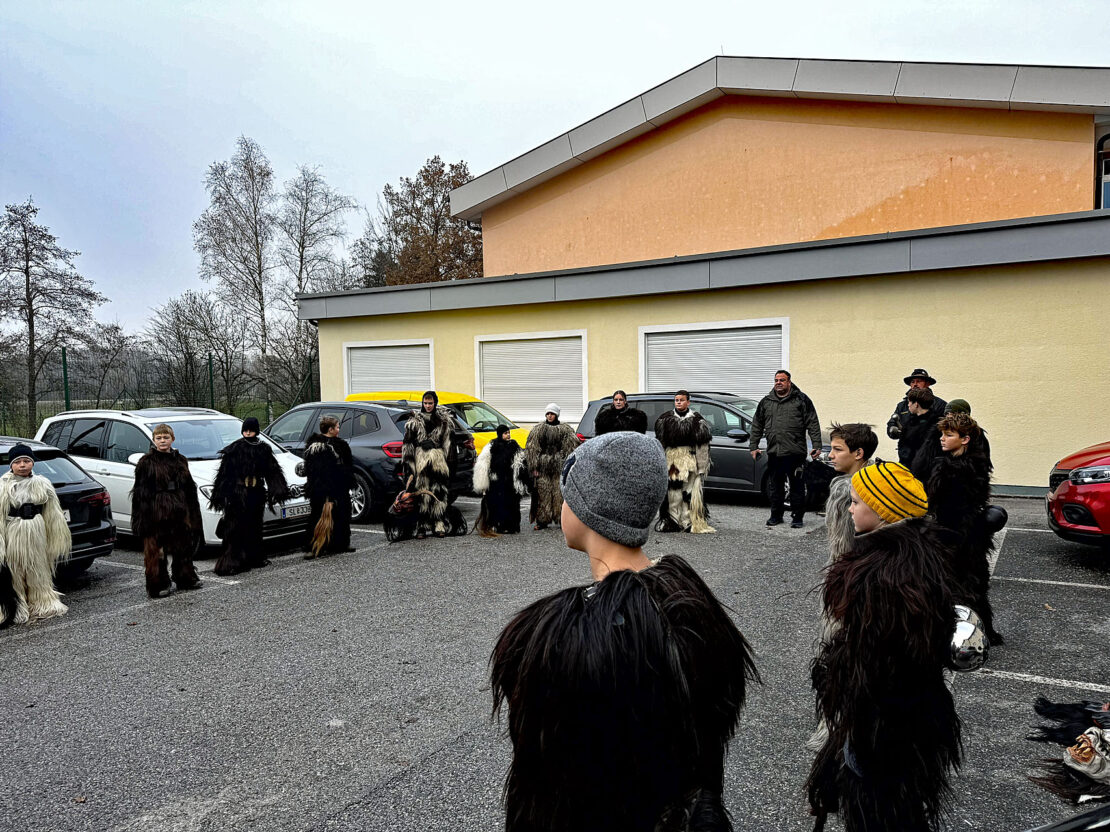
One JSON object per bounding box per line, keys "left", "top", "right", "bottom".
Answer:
{"left": 725, "top": 398, "right": 759, "bottom": 417}
{"left": 145, "top": 419, "right": 283, "bottom": 460}
{"left": 447, "top": 402, "right": 516, "bottom": 433}
{"left": 18, "top": 453, "right": 88, "bottom": 487}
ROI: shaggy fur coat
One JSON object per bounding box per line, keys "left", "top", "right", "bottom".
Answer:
{"left": 654, "top": 409, "right": 714, "bottom": 533}
{"left": 926, "top": 441, "right": 1002, "bottom": 645}
{"left": 303, "top": 434, "right": 354, "bottom": 554}
{"left": 1029, "top": 697, "right": 1110, "bottom": 804}
{"left": 209, "top": 438, "right": 290, "bottom": 575}
{"left": 491, "top": 555, "right": 758, "bottom": 832}
{"left": 473, "top": 438, "right": 530, "bottom": 535}
{"left": 524, "top": 421, "right": 579, "bottom": 526}
{"left": 593, "top": 404, "right": 649, "bottom": 435}
{"left": 0, "top": 472, "right": 71, "bottom": 623}
{"left": 807, "top": 517, "right": 962, "bottom": 832}
{"left": 401, "top": 407, "right": 458, "bottom": 535}
{"left": 131, "top": 448, "right": 202, "bottom": 597}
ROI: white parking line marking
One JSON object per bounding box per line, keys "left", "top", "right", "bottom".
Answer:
{"left": 98, "top": 560, "right": 240, "bottom": 586}
{"left": 988, "top": 528, "right": 1006, "bottom": 577}
{"left": 352, "top": 528, "right": 385, "bottom": 535}
{"left": 97, "top": 560, "right": 144, "bottom": 571}
{"left": 1009, "top": 527, "right": 1054, "bottom": 533}
{"left": 978, "top": 669, "right": 1110, "bottom": 694}
{"left": 994, "top": 576, "right": 1110, "bottom": 591}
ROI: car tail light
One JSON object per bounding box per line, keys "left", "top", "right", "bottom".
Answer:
{"left": 382, "top": 441, "right": 403, "bottom": 458}
{"left": 464, "top": 437, "right": 475, "bottom": 451}
{"left": 79, "top": 490, "right": 111, "bottom": 507}
{"left": 576, "top": 433, "right": 588, "bottom": 441}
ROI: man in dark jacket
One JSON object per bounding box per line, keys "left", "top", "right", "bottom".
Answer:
{"left": 749, "top": 370, "right": 821, "bottom": 528}
{"left": 887, "top": 369, "right": 947, "bottom": 460}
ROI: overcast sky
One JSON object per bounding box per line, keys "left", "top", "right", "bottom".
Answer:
{"left": 3, "top": 0, "right": 1107, "bottom": 329}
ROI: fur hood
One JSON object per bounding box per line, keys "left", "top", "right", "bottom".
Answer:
{"left": 654, "top": 408, "right": 712, "bottom": 449}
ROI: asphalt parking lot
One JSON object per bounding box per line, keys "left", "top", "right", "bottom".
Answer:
{"left": 2, "top": 494, "right": 1108, "bottom": 832}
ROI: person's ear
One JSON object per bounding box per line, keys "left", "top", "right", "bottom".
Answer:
{"left": 853, "top": 448, "right": 864, "bottom": 460}
{"left": 960, "top": 435, "right": 970, "bottom": 447}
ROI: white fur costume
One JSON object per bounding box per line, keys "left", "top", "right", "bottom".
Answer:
{"left": 0, "top": 471, "right": 71, "bottom": 622}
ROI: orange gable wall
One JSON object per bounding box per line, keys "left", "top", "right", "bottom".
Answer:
{"left": 480, "top": 96, "right": 1094, "bottom": 277}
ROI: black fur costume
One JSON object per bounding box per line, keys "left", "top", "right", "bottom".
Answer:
{"left": 490, "top": 555, "right": 758, "bottom": 832}
{"left": 473, "top": 434, "right": 530, "bottom": 535}
{"left": 524, "top": 420, "right": 579, "bottom": 527}
{"left": 209, "top": 437, "right": 290, "bottom": 575}
{"left": 654, "top": 409, "right": 714, "bottom": 533}
{"left": 131, "top": 448, "right": 202, "bottom": 598}
{"left": 807, "top": 517, "right": 962, "bottom": 832}
{"left": 302, "top": 433, "right": 354, "bottom": 555}
{"left": 0, "top": 559, "right": 18, "bottom": 627}
{"left": 926, "top": 438, "right": 1002, "bottom": 645}
{"left": 594, "top": 403, "right": 649, "bottom": 435}
{"left": 401, "top": 400, "right": 459, "bottom": 536}
{"left": 1029, "top": 697, "right": 1110, "bottom": 804}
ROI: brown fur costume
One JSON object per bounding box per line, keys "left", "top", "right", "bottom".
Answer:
{"left": 524, "top": 421, "right": 579, "bottom": 527}
{"left": 654, "top": 409, "right": 715, "bottom": 533}
{"left": 401, "top": 404, "right": 458, "bottom": 536}
{"left": 131, "top": 448, "right": 202, "bottom": 597}
{"left": 209, "top": 437, "right": 290, "bottom": 575}
{"left": 303, "top": 433, "right": 354, "bottom": 555}
{"left": 807, "top": 516, "right": 962, "bottom": 832}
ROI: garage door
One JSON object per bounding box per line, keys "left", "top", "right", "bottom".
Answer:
{"left": 346, "top": 343, "right": 432, "bottom": 394}
{"left": 644, "top": 325, "right": 782, "bottom": 398}
{"left": 479, "top": 336, "right": 585, "bottom": 423}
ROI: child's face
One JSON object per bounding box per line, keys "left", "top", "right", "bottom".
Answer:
{"left": 849, "top": 486, "right": 884, "bottom": 533}
{"left": 10, "top": 457, "right": 33, "bottom": 477}
{"left": 940, "top": 429, "right": 968, "bottom": 454}
{"left": 153, "top": 433, "right": 173, "bottom": 452}
{"left": 828, "top": 437, "right": 862, "bottom": 474}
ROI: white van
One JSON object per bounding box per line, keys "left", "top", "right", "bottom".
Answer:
{"left": 35, "top": 408, "right": 311, "bottom": 547}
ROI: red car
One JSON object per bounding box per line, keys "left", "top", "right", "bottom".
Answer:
{"left": 1047, "top": 440, "right": 1110, "bottom": 546}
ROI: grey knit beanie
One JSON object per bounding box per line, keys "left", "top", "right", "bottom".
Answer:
{"left": 560, "top": 431, "right": 668, "bottom": 547}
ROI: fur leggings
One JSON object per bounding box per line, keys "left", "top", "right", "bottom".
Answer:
{"left": 144, "top": 534, "right": 200, "bottom": 597}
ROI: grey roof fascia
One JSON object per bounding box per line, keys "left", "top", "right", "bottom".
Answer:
{"left": 450, "top": 56, "right": 1110, "bottom": 221}
{"left": 298, "top": 211, "right": 1110, "bottom": 321}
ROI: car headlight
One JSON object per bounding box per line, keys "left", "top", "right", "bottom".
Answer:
{"left": 1068, "top": 465, "right": 1110, "bottom": 485}
{"left": 199, "top": 485, "right": 214, "bottom": 499}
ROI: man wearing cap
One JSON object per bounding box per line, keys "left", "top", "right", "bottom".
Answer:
{"left": 524, "top": 403, "right": 579, "bottom": 530}
{"left": 808, "top": 460, "right": 961, "bottom": 832}
{"left": 887, "top": 369, "right": 947, "bottom": 466}
{"left": 491, "top": 431, "right": 757, "bottom": 831}
{"left": 0, "top": 443, "right": 72, "bottom": 622}
{"left": 209, "top": 417, "right": 290, "bottom": 576}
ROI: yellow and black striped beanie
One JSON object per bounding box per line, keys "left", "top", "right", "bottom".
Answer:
{"left": 851, "top": 462, "right": 928, "bottom": 524}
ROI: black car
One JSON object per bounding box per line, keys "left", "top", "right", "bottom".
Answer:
{"left": 0, "top": 437, "right": 116, "bottom": 577}
{"left": 578, "top": 392, "right": 831, "bottom": 499}
{"left": 264, "top": 402, "right": 476, "bottom": 522}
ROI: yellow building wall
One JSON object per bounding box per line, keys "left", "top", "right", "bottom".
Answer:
{"left": 481, "top": 97, "right": 1094, "bottom": 277}
{"left": 318, "top": 259, "right": 1110, "bottom": 489}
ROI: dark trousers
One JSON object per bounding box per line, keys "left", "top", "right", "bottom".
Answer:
{"left": 767, "top": 453, "right": 806, "bottom": 521}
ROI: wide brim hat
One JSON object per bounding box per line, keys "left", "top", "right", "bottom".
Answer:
{"left": 903, "top": 368, "right": 937, "bottom": 385}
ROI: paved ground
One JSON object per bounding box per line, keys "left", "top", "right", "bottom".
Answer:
{"left": 2, "top": 494, "right": 1108, "bottom": 832}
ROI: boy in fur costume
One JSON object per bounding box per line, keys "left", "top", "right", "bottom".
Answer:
{"left": 524, "top": 403, "right": 579, "bottom": 530}
{"left": 401, "top": 391, "right": 460, "bottom": 539}
{"left": 491, "top": 432, "right": 758, "bottom": 832}
{"left": 0, "top": 444, "right": 71, "bottom": 622}
{"left": 926, "top": 411, "right": 1004, "bottom": 645}
{"left": 131, "top": 425, "right": 202, "bottom": 598}
{"left": 1029, "top": 697, "right": 1110, "bottom": 804}
{"left": 807, "top": 461, "right": 962, "bottom": 832}
{"left": 593, "top": 389, "right": 648, "bottom": 435}
{"left": 654, "top": 390, "right": 714, "bottom": 533}
{"left": 303, "top": 415, "right": 354, "bottom": 556}
{"left": 210, "top": 417, "right": 290, "bottom": 575}
{"left": 473, "top": 424, "right": 530, "bottom": 536}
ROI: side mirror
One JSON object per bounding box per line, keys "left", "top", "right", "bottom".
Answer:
{"left": 726, "top": 429, "right": 750, "bottom": 442}
{"left": 127, "top": 452, "right": 144, "bottom": 466}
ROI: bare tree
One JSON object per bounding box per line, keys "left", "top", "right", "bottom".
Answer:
{"left": 0, "top": 199, "right": 107, "bottom": 426}
{"left": 376, "top": 156, "right": 482, "bottom": 285}
{"left": 145, "top": 297, "right": 207, "bottom": 407}
{"left": 177, "top": 291, "right": 253, "bottom": 414}
{"left": 277, "top": 165, "right": 356, "bottom": 311}
{"left": 193, "top": 136, "right": 278, "bottom": 419}
{"left": 74, "top": 323, "right": 130, "bottom": 407}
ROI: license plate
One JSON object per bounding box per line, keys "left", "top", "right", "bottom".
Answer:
{"left": 63, "top": 509, "right": 71, "bottom": 522}
{"left": 282, "top": 504, "right": 311, "bottom": 519}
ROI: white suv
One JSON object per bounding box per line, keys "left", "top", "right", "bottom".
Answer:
{"left": 35, "top": 408, "right": 311, "bottom": 547}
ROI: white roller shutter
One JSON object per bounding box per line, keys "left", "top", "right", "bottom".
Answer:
{"left": 644, "top": 326, "right": 782, "bottom": 398}
{"left": 480, "top": 336, "right": 585, "bottom": 423}
{"left": 346, "top": 344, "right": 432, "bottom": 393}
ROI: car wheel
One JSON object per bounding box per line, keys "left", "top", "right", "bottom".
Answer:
{"left": 350, "top": 472, "right": 373, "bottom": 523}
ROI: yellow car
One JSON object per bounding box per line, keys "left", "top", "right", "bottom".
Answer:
{"left": 345, "top": 391, "right": 530, "bottom": 454}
